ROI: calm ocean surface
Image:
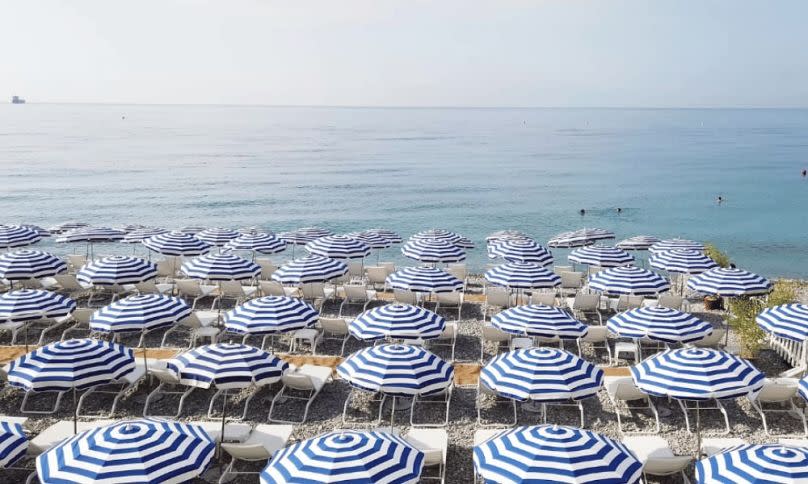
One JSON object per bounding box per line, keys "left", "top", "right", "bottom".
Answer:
{"left": 1, "top": 104, "right": 807, "bottom": 277}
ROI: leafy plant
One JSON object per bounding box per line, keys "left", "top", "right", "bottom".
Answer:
{"left": 727, "top": 280, "right": 797, "bottom": 357}
{"left": 704, "top": 243, "right": 731, "bottom": 268}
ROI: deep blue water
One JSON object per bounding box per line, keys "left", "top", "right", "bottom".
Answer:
{"left": 1, "top": 104, "right": 807, "bottom": 276}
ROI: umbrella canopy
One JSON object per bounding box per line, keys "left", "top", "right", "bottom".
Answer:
{"left": 695, "top": 444, "right": 808, "bottom": 484}
{"left": 547, "top": 228, "right": 615, "bottom": 248}
{"left": 337, "top": 344, "right": 454, "bottom": 397}
{"left": 56, "top": 227, "right": 126, "bottom": 243}
{"left": 181, "top": 253, "right": 260, "bottom": 281}
{"left": 77, "top": 256, "right": 158, "bottom": 286}
{"left": 90, "top": 295, "right": 192, "bottom": 334}
{"left": 261, "top": 430, "right": 424, "bottom": 484}
{"left": 0, "top": 289, "right": 76, "bottom": 322}
{"left": 491, "top": 305, "right": 587, "bottom": 339}
{"left": 757, "top": 304, "right": 808, "bottom": 342}
{"left": 36, "top": 418, "right": 215, "bottom": 484}
{"left": 616, "top": 235, "right": 661, "bottom": 250}
{"left": 455, "top": 236, "right": 475, "bottom": 249}
{"left": 349, "top": 304, "right": 446, "bottom": 341}
{"left": 649, "top": 249, "right": 719, "bottom": 274}
{"left": 569, "top": 245, "right": 634, "bottom": 268}
{"left": 143, "top": 231, "right": 212, "bottom": 256}
{"left": 607, "top": 306, "right": 714, "bottom": 344}
{"left": 410, "top": 229, "right": 463, "bottom": 245}
{"left": 588, "top": 266, "right": 670, "bottom": 296}
{"left": 364, "top": 228, "right": 402, "bottom": 244}
{"left": 20, "top": 225, "right": 51, "bottom": 237}
{"left": 347, "top": 231, "right": 393, "bottom": 249}
{"left": 224, "top": 296, "right": 318, "bottom": 335}
{"left": 225, "top": 232, "right": 287, "bottom": 254}
{"left": 47, "top": 221, "right": 89, "bottom": 234}
{"left": 488, "top": 239, "right": 553, "bottom": 266}
{"left": 386, "top": 267, "right": 463, "bottom": 293}
{"left": 117, "top": 224, "right": 148, "bottom": 233}
{"left": 486, "top": 230, "right": 531, "bottom": 243}
{"left": 401, "top": 239, "right": 466, "bottom": 263}
{"left": 0, "top": 250, "right": 67, "bottom": 280}
{"left": 272, "top": 255, "right": 348, "bottom": 284}
{"left": 121, "top": 227, "right": 168, "bottom": 243}
{"left": 7, "top": 338, "right": 134, "bottom": 392}
{"left": 0, "top": 420, "right": 28, "bottom": 468}
{"left": 686, "top": 268, "right": 772, "bottom": 297}
{"left": 195, "top": 227, "right": 240, "bottom": 246}
{"left": 484, "top": 262, "right": 561, "bottom": 290}
{"left": 473, "top": 425, "right": 642, "bottom": 484}
{"left": 631, "top": 348, "right": 764, "bottom": 400}
{"left": 306, "top": 235, "right": 371, "bottom": 260}
{"left": 167, "top": 343, "right": 288, "bottom": 390}
{"left": 279, "top": 227, "right": 334, "bottom": 245}
{"left": 480, "top": 348, "right": 603, "bottom": 402}
{"left": 0, "top": 225, "right": 41, "bottom": 249}
{"left": 178, "top": 225, "right": 207, "bottom": 235}
{"left": 649, "top": 238, "right": 704, "bottom": 254}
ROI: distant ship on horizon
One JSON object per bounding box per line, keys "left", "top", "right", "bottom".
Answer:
{"left": 11, "top": 96, "right": 25, "bottom": 104}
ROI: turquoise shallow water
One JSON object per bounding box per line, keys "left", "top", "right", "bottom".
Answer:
{"left": 1, "top": 104, "right": 807, "bottom": 276}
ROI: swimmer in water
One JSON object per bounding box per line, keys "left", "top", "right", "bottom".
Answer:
{"left": 579, "top": 209, "right": 585, "bottom": 216}
{"left": 616, "top": 207, "right": 622, "bottom": 214}
{"left": 802, "top": 169, "right": 807, "bottom": 177}
{"left": 717, "top": 195, "right": 723, "bottom": 204}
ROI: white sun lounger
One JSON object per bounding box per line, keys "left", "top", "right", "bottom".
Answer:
{"left": 269, "top": 365, "right": 333, "bottom": 424}
{"left": 605, "top": 376, "right": 660, "bottom": 434}
{"left": 218, "top": 424, "right": 294, "bottom": 484}
{"left": 405, "top": 428, "right": 448, "bottom": 483}
{"left": 622, "top": 435, "right": 692, "bottom": 483}
{"left": 143, "top": 367, "right": 195, "bottom": 419}
{"left": 28, "top": 419, "right": 117, "bottom": 456}
{"left": 76, "top": 360, "right": 150, "bottom": 418}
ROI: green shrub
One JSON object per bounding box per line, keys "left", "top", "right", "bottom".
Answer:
{"left": 728, "top": 280, "right": 797, "bottom": 357}
{"left": 704, "top": 243, "right": 731, "bottom": 268}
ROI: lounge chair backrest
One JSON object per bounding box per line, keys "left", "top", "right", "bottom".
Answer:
{"left": 617, "top": 295, "right": 644, "bottom": 311}
{"left": 365, "top": 267, "right": 388, "bottom": 284}
{"left": 379, "top": 262, "right": 396, "bottom": 275}
{"left": 72, "top": 308, "right": 94, "bottom": 324}
{"left": 301, "top": 283, "right": 325, "bottom": 300}
{"left": 344, "top": 285, "right": 368, "bottom": 301}
{"left": 19, "top": 278, "right": 43, "bottom": 289}
{"left": 67, "top": 255, "right": 86, "bottom": 270}
{"left": 573, "top": 294, "right": 599, "bottom": 311}
{"left": 156, "top": 260, "right": 175, "bottom": 278}
{"left": 282, "top": 372, "right": 316, "bottom": 390}
{"left": 486, "top": 289, "right": 511, "bottom": 307}
{"left": 644, "top": 456, "right": 693, "bottom": 475}
{"left": 222, "top": 443, "right": 271, "bottom": 460}
{"left": 532, "top": 293, "right": 556, "bottom": 306}
{"left": 319, "top": 317, "right": 348, "bottom": 334}
{"left": 152, "top": 367, "right": 180, "bottom": 384}
{"left": 180, "top": 313, "right": 202, "bottom": 329}
{"left": 483, "top": 324, "right": 511, "bottom": 342}
{"left": 220, "top": 280, "right": 246, "bottom": 297}
{"left": 553, "top": 266, "right": 573, "bottom": 275}
{"left": 693, "top": 328, "right": 725, "bottom": 347}
{"left": 756, "top": 379, "right": 798, "bottom": 402}
{"left": 54, "top": 274, "right": 82, "bottom": 291}
{"left": 135, "top": 280, "right": 159, "bottom": 293}
{"left": 613, "top": 379, "right": 647, "bottom": 401}
{"left": 438, "top": 323, "right": 457, "bottom": 339}
{"left": 437, "top": 292, "right": 461, "bottom": 303}
{"left": 348, "top": 261, "right": 364, "bottom": 278}
{"left": 394, "top": 290, "right": 418, "bottom": 305}
{"left": 658, "top": 294, "right": 684, "bottom": 310}
{"left": 447, "top": 264, "right": 468, "bottom": 280}
{"left": 176, "top": 279, "right": 202, "bottom": 297}
{"left": 256, "top": 260, "right": 277, "bottom": 279}
{"left": 561, "top": 272, "right": 584, "bottom": 289}
{"left": 582, "top": 325, "right": 608, "bottom": 341}
{"left": 260, "top": 280, "right": 286, "bottom": 297}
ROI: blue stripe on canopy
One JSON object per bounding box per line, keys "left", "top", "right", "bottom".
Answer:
{"left": 695, "top": 444, "right": 808, "bottom": 483}
{"left": 401, "top": 238, "right": 466, "bottom": 263}
{"left": 90, "top": 294, "right": 191, "bottom": 334}
{"left": 491, "top": 305, "right": 587, "bottom": 339}
{"left": 588, "top": 266, "right": 670, "bottom": 296}
{"left": 143, "top": 231, "right": 212, "bottom": 256}
{"left": 0, "top": 225, "right": 42, "bottom": 249}
{"left": 271, "top": 255, "right": 348, "bottom": 284}
{"left": 487, "top": 239, "right": 553, "bottom": 265}
{"left": 649, "top": 249, "right": 718, "bottom": 274}
{"left": 0, "top": 289, "right": 76, "bottom": 322}
{"left": 181, "top": 253, "right": 260, "bottom": 281}
{"left": 568, "top": 245, "right": 634, "bottom": 267}
{"left": 225, "top": 232, "right": 287, "bottom": 254}
{"left": 686, "top": 268, "right": 772, "bottom": 297}
{"left": 607, "top": 307, "right": 714, "bottom": 344}
{"left": 386, "top": 267, "right": 463, "bottom": 293}
{"left": 224, "top": 296, "right": 318, "bottom": 335}
{"left": 484, "top": 262, "right": 561, "bottom": 289}
{"left": 306, "top": 235, "right": 371, "bottom": 259}
{"left": 167, "top": 343, "right": 288, "bottom": 390}
{"left": 757, "top": 304, "right": 808, "bottom": 342}
{"left": 77, "top": 256, "right": 158, "bottom": 285}
{"left": 0, "top": 421, "right": 28, "bottom": 468}
{"left": 349, "top": 304, "right": 446, "bottom": 341}
{"left": 0, "top": 250, "right": 67, "bottom": 280}
{"left": 195, "top": 227, "right": 240, "bottom": 246}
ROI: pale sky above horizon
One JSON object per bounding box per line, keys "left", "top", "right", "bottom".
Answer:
{"left": 2, "top": 0, "right": 807, "bottom": 107}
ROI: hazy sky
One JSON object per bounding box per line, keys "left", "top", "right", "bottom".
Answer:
{"left": 3, "top": 0, "right": 807, "bottom": 107}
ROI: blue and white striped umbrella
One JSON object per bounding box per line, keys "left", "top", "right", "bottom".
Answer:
{"left": 757, "top": 304, "right": 808, "bottom": 342}
{"left": 224, "top": 296, "right": 318, "bottom": 335}
{"left": 121, "top": 227, "right": 168, "bottom": 243}
{"left": 90, "top": 295, "right": 192, "bottom": 334}
{"left": 364, "top": 228, "right": 402, "bottom": 244}
{"left": 349, "top": 304, "right": 446, "bottom": 341}
{"left": 261, "top": 430, "right": 424, "bottom": 484}
{"left": 225, "top": 232, "right": 287, "bottom": 254}
{"left": 348, "top": 231, "right": 393, "bottom": 250}
{"left": 798, "top": 375, "right": 808, "bottom": 402}
{"left": 607, "top": 307, "right": 714, "bottom": 344}
{"left": 36, "top": 418, "right": 215, "bottom": 484}
{"left": 143, "top": 231, "right": 212, "bottom": 256}
{"left": 20, "top": 225, "right": 51, "bottom": 237}
{"left": 56, "top": 226, "right": 126, "bottom": 243}
{"left": 616, "top": 235, "right": 661, "bottom": 250}
{"left": 474, "top": 425, "right": 642, "bottom": 484}
{"left": 649, "top": 238, "right": 704, "bottom": 254}
{"left": 0, "top": 250, "right": 67, "bottom": 280}
{"left": 569, "top": 245, "right": 634, "bottom": 267}
{"left": 337, "top": 344, "right": 454, "bottom": 397}
{"left": 47, "top": 221, "right": 88, "bottom": 234}
{"left": 480, "top": 348, "right": 603, "bottom": 402}
{"left": 547, "top": 228, "right": 615, "bottom": 248}
{"left": 279, "top": 227, "right": 334, "bottom": 245}
{"left": 650, "top": 249, "right": 719, "bottom": 274}
{"left": 410, "top": 229, "right": 462, "bottom": 245}
{"left": 167, "top": 343, "right": 288, "bottom": 389}
{"left": 178, "top": 225, "right": 207, "bottom": 235}
{"left": 687, "top": 268, "right": 772, "bottom": 297}
{"left": 0, "top": 421, "right": 27, "bottom": 468}
{"left": 455, "top": 236, "right": 475, "bottom": 249}
{"left": 306, "top": 235, "right": 371, "bottom": 259}
{"left": 486, "top": 230, "right": 531, "bottom": 244}
{"left": 181, "top": 253, "right": 260, "bottom": 281}
{"left": 401, "top": 238, "right": 466, "bottom": 263}
{"left": 0, "top": 225, "right": 42, "bottom": 249}
{"left": 484, "top": 262, "right": 561, "bottom": 289}
{"left": 272, "top": 255, "right": 348, "bottom": 284}
{"left": 386, "top": 267, "right": 463, "bottom": 293}
{"left": 488, "top": 239, "right": 553, "bottom": 265}
{"left": 695, "top": 444, "right": 808, "bottom": 483}
{"left": 77, "top": 256, "right": 158, "bottom": 285}
{"left": 195, "top": 227, "right": 240, "bottom": 246}
{"left": 491, "top": 305, "right": 587, "bottom": 339}
{"left": 0, "top": 290, "right": 76, "bottom": 322}
{"left": 588, "top": 266, "right": 671, "bottom": 295}
{"left": 7, "top": 338, "right": 134, "bottom": 392}
{"left": 631, "top": 348, "right": 764, "bottom": 400}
